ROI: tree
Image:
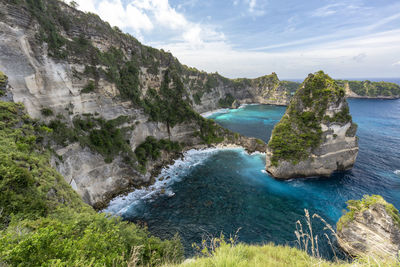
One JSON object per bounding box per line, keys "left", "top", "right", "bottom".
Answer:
{"left": 69, "top": 1, "right": 78, "bottom": 8}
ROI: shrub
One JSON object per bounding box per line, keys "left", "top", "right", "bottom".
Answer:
{"left": 41, "top": 107, "right": 54, "bottom": 117}
{"left": 81, "top": 80, "right": 96, "bottom": 93}
{"left": 135, "top": 136, "right": 181, "bottom": 169}
{"left": 218, "top": 94, "right": 235, "bottom": 108}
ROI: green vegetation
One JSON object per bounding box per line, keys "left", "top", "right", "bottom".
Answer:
{"left": 337, "top": 195, "right": 400, "bottom": 231}
{"left": 0, "top": 71, "right": 6, "bottom": 85}
{"left": 268, "top": 71, "right": 351, "bottom": 166}
{"left": 336, "top": 80, "right": 400, "bottom": 97}
{"left": 193, "top": 91, "right": 203, "bottom": 105}
{"left": 135, "top": 136, "right": 181, "bottom": 172}
{"left": 48, "top": 115, "right": 134, "bottom": 163}
{"left": 143, "top": 69, "right": 198, "bottom": 133}
{"left": 218, "top": 94, "right": 235, "bottom": 108}
{"left": 0, "top": 101, "right": 183, "bottom": 266}
{"left": 41, "top": 107, "right": 54, "bottom": 116}
{"left": 197, "top": 118, "right": 226, "bottom": 145}
{"left": 0, "top": 102, "right": 84, "bottom": 226}
{"left": 0, "top": 71, "right": 7, "bottom": 96}
{"left": 280, "top": 80, "right": 301, "bottom": 95}
{"left": 81, "top": 80, "right": 96, "bottom": 93}
{"left": 26, "top": 0, "right": 69, "bottom": 59}
{"left": 169, "top": 242, "right": 347, "bottom": 267}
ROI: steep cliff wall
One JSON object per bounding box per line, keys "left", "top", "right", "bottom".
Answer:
{"left": 0, "top": 0, "right": 271, "bottom": 208}
{"left": 265, "top": 71, "right": 358, "bottom": 179}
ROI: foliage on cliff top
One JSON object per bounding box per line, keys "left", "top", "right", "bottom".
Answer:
{"left": 336, "top": 80, "right": 400, "bottom": 97}
{"left": 337, "top": 195, "right": 400, "bottom": 232}
{"left": 268, "top": 71, "right": 352, "bottom": 166}
{"left": 0, "top": 101, "right": 183, "bottom": 266}
{"left": 0, "top": 101, "right": 88, "bottom": 227}
{"left": 0, "top": 209, "right": 183, "bottom": 266}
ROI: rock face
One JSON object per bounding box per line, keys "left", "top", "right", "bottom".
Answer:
{"left": 0, "top": 0, "right": 276, "bottom": 208}
{"left": 265, "top": 71, "right": 358, "bottom": 179}
{"left": 337, "top": 195, "right": 400, "bottom": 260}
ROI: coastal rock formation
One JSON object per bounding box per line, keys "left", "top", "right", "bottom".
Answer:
{"left": 337, "top": 80, "right": 400, "bottom": 99}
{"left": 265, "top": 71, "right": 358, "bottom": 179}
{"left": 336, "top": 195, "right": 400, "bottom": 260}
{"left": 0, "top": 0, "right": 272, "bottom": 208}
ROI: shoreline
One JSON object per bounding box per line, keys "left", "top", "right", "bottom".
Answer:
{"left": 98, "top": 138, "right": 267, "bottom": 212}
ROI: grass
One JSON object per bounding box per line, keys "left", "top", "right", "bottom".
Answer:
{"left": 166, "top": 243, "right": 399, "bottom": 267}
{"left": 166, "top": 207, "right": 400, "bottom": 267}
{"left": 168, "top": 243, "right": 347, "bottom": 267}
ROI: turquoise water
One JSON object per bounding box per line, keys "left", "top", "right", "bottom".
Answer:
{"left": 105, "top": 99, "right": 400, "bottom": 258}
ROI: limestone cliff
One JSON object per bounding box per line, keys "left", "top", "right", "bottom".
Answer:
{"left": 336, "top": 195, "right": 400, "bottom": 260}
{"left": 265, "top": 71, "right": 358, "bottom": 179}
{"left": 0, "top": 0, "right": 271, "bottom": 208}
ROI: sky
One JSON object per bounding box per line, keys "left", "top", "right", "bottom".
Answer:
{"left": 72, "top": 0, "right": 400, "bottom": 79}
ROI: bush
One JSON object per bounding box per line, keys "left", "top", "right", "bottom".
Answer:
{"left": 0, "top": 209, "right": 183, "bottom": 266}
{"left": 81, "top": 80, "right": 96, "bottom": 93}
{"left": 135, "top": 136, "right": 181, "bottom": 169}
{"left": 41, "top": 107, "right": 54, "bottom": 117}
{"left": 218, "top": 94, "right": 235, "bottom": 108}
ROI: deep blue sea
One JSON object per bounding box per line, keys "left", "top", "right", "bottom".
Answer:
{"left": 105, "top": 97, "right": 400, "bottom": 259}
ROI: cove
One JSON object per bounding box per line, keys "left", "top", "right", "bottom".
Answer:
{"left": 104, "top": 99, "right": 400, "bottom": 258}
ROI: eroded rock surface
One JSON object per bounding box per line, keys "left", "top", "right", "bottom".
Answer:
{"left": 337, "top": 195, "right": 400, "bottom": 260}
{"left": 266, "top": 71, "right": 358, "bottom": 179}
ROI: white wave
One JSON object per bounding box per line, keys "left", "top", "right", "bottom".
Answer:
{"left": 395, "top": 170, "right": 400, "bottom": 175}
{"left": 200, "top": 108, "right": 230, "bottom": 118}
{"left": 103, "top": 147, "right": 244, "bottom": 215}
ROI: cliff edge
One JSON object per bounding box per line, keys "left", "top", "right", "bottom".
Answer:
{"left": 265, "top": 71, "right": 358, "bottom": 179}
{"left": 337, "top": 195, "right": 400, "bottom": 260}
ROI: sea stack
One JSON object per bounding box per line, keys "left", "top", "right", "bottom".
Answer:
{"left": 336, "top": 195, "right": 400, "bottom": 260}
{"left": 265, "top": 71, "right": 358, "bottom": 179}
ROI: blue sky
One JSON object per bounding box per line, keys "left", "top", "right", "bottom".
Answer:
{"left": 74, "top": 0, "right": 400, "bottom": 79}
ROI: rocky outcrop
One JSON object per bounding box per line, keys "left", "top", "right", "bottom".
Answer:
{"left": 337, "top": 80, "right": 400, "bottom": 99}
{"left": 265, "top": 71, "right": 358, "bottom": 179}
{"left": 336, "top": 195, "right": 400, "bottom": 260}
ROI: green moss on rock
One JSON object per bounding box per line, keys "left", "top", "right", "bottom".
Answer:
{"left": 268, "top": 71, "right": 351, "bottom": 166}
{"left": 337, "top": 195, "right": 400, "bottom": 232}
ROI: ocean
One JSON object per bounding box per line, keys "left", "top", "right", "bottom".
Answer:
{"left": 104, "top": 98, "right": 400, "bottom": 259}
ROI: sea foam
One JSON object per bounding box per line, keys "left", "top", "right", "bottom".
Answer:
{"left": 395, "top": 170, "right": 400, "bottom": 175}
{"left": 200, "top": 108, "right": 230, "bottom": 118}
{"left": 103, "top": 147, "right": 243, "bottom": 215}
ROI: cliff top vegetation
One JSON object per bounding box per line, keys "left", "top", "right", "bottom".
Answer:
{"left": 268, "top": 71, "right": 353, "bottom": 166}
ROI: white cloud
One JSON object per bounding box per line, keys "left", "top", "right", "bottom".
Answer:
{"left": 72, "top": 0, "right": 400, "bottom": 79}
{"left": 245, "top": 0, "right": 266, "bottom": 16}
{"left": 156, "top": 29, "right": 400, "bottom": 79}
{"left": 73, "top": 0, "right": 224, "bottom": 46}
{"left": 311, "top": 2, "right": 363, "bottom": 18}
